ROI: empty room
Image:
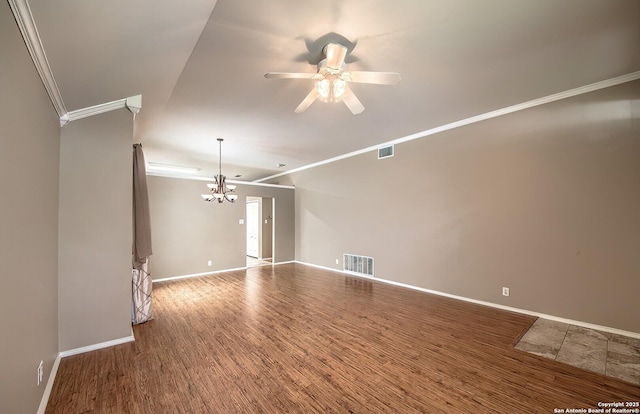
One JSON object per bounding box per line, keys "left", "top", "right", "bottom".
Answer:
{"left": 1, "top": 0, "right": 639, "bottom": 413}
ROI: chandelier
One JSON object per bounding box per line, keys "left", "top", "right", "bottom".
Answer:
{"left": 201, "top": 138, "right": 238, "bottom": 203}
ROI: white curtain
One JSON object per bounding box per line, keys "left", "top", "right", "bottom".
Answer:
{"left": 132, "top": 261, "right": 153, "bottom": 324}
{"left": 132, "top": 144, "right": 153, "bottom": 324}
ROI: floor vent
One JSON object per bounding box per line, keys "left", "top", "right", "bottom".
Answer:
{"left": 378, "top": 144, "right": 394, "bottom": 159}
{"left": 343, "top": 254, "right": 374, "bottom": 277}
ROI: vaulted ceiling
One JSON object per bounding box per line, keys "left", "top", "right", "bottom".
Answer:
{"left": 26, "top": 0, "right": 640, "bottom": 181}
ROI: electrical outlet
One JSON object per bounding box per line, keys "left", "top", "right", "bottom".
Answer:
{"left": 502, "top": 287, "right": 510, "bottom": 297}
{"left": 37, "top": 360, "right": 43, "bottom": 386}
{"left": 207, "top": 260, "right": 212, "bottom": 266}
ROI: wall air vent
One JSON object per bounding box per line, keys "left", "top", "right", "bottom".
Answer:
{"left": 377, "top": 144, "right": 394, "bottom": 159}
{"left": 343, "top": 253, "right": 375, "bottom": 277}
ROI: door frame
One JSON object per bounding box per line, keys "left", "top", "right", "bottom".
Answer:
{"left": 245, "top": 196, "right": 275, "bottom": 263}
{"left": 246, "top": 199, "right": 260, "bottom": 258}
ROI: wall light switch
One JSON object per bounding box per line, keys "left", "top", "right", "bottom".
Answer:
{"left": 239, "top": 219, "right": 245, "bottom": 224}
{"left": 207, "top": 260, "right": 212, "bottom": 266}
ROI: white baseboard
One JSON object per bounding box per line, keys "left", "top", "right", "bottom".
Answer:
{"left": 295, "top": 261, "right": 640, "bottom": 339}
{"left": 38, "top": 328, "right": 135, "bottom": 413}
{"left": 154, "top": 261, "right": 296, "bottom": 283}
{"left": 37, "top": 354, "right": 61, "bottom": 414}
{"left": 153, "top": 266, "right": 249, "bottom": 283}
{"left": 59, "top": 331, "right": 135, "bottom": 358}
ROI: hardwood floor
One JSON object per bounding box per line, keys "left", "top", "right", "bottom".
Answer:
{"left": 46, "top": 263, "right": 640, "bottom": 413}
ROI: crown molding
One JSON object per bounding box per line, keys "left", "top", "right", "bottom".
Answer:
{"left": 146, "top": 171, "right": 295, "bottom": 189}
{"left": 255, "top": 70, "right": 640, "bottom": 183}
{"left": 8, "top": 1, "right": 142, "bottom": 127}
{"left": 59, "top": 95, "right": 142, "bottom": 126}
{"left": 61, "top": 98, "right": 126, "bottom": 125}
{"left": 8, "top": 0, "right": 67, "bottom": 118}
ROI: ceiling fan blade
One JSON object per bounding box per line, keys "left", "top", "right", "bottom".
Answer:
{"left": 346, "top": 71, "right": 401, "bottom": 85}
{"left": 324, "top": 43, "right": 348, "bottom": 70}
{"left": 342, "top": 88, "right": 365, "bottom": 115}
{"left": 295, "top": 88, "right": 319, "bottom": 113}
{"left": 264, "top": 72, "right": 321, "bottom": 79}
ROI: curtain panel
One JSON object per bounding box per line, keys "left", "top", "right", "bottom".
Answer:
{"left": 132, "top": 144, "right": 153, "bottom": 324}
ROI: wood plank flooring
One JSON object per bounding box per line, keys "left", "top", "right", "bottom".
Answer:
{"left": 46, "top": 263, "right": 640, "bottom": 413}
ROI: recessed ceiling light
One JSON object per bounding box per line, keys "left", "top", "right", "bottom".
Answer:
{"left": 146, "top": 162, "right": 200, "bottom": 175}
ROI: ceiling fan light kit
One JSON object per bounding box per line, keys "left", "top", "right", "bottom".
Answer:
{"left": 265, "top": 41, "right": 401, "bottom": 114}
{"left": 316, "top": 76, "right": 346, "bottom": 102}
{"left": 202, "top": 138, "right": 238, "bottom": 203}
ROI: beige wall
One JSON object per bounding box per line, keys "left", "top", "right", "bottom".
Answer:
{"left": 283, "top": 80, "right": 640, "bottom": 333}
{"left": 0, "top": 3, "right": 61, "bottom": 413}
{"left": 58, "top": 110, "right": 133, "bottom": 351}
{"left": 147, "top": 176, "right": 294, "bottom": 280}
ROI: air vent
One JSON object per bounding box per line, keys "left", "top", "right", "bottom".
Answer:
{"left": 378, "top": 144, "right": 394, "bottom": 159}
{"left": 343, "top": 253, "right": 374, "bottom": 277}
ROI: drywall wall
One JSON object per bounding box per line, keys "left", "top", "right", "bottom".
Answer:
{"left": 147, "top": 176, "right": 294, "bottom": 280}
{"left": 282, "top": 80, "right": 640, "bottom": 333}
{"left": 58, "top": 110, "right": 133, "bottom": 351}
{"left": 0, "top": 3, "right": 61, "bottom": 413}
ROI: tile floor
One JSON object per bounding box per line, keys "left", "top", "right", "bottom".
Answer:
{"left": 515, "top": 318, "right": 640, "bottom": 386}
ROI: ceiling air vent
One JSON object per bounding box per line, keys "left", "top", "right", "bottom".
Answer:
{"left": 378, "top": 144, "right": 394, "bottom": 159}
{"left": 343, "top": 253, "right": 374, "bottom": 277}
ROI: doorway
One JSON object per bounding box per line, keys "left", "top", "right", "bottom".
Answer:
{"left": 246, "top": 197, "right": 274, "bottom": 267}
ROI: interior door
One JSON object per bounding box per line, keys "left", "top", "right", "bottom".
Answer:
{"left": 246, "top": 200, "right": 259, "bottom": 258}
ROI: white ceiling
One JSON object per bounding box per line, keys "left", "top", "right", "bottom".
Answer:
{"left": 28, "top": 0, "right": 640, "bottom": 181}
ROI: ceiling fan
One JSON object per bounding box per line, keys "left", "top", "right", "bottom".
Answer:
{"left": 264, "top": 43, "right": 401, "bottom": 115}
